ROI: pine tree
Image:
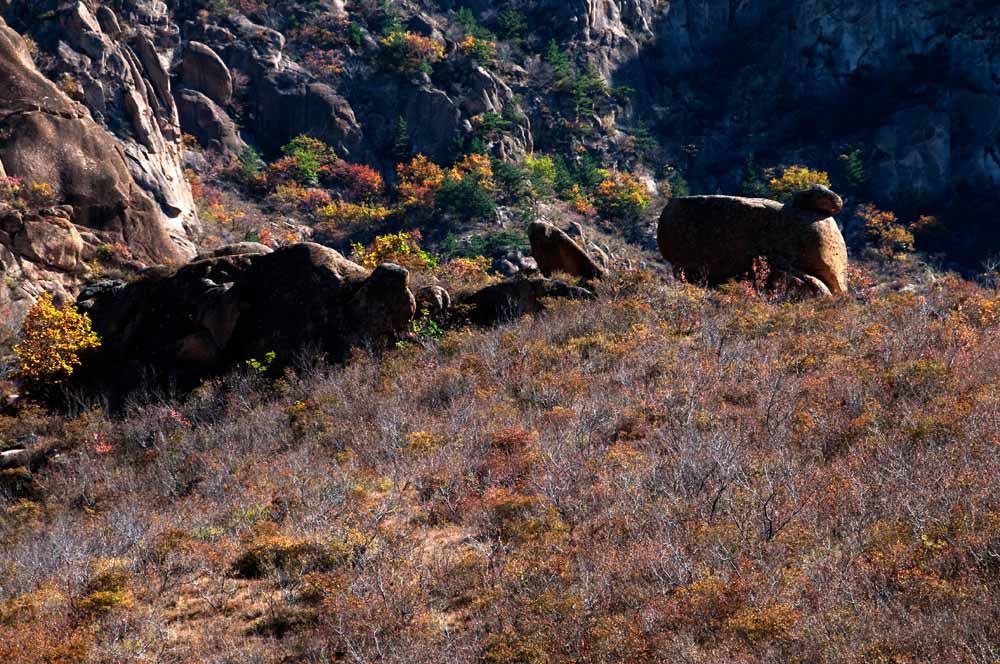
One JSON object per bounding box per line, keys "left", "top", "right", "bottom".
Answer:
{"left": 393, "top": 116, "right": 412, "bottom": 162}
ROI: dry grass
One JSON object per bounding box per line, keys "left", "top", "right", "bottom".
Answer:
{"left": 2, "top": 264, "right": 1000, "bottom": 662}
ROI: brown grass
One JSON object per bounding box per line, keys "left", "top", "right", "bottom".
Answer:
{"left": 2, "top": 264, "right": 1000, "bottom": 662}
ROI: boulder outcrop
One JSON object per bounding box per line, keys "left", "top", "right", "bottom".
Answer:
{"left": 528, "top": 221, "right": 607, "bottom": 282}
{"left": 75, "top": 243, "right": 417, "bottom": 394}
{"left": 657, "top": 186, "right": 849, "bottom": 295}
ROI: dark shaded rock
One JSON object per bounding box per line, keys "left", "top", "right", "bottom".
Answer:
{"left": 95, "top": 5, "right": 121, "bottom": 38}
{"left": 458, "top": 277, "right": 595, "bottom": 326}
{"left": 240, "top": 59, "right": 369, "bottom": 160}
{"left": 416, "top": 285, "right": 451, "bottom": 314}
{"left": 76, "top": 243, "right": 416, "bottom": 396}
{"left": 175, "top": 88, "right": 246, "bottom": 156}
{"left": 657, "top": 193, "right": 848, "bottom": 295}
{"left": 528, "top": 221, "right": 607, "bottom": 281}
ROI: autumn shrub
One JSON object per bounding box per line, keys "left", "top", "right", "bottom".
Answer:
{"left": 279, "top": 135, "right": 336, "bottom": 185}
{"left": 434, "top": 255, "right": 497, "bottom": 292}
{"left": 593, "top": 171, "right": 651, "bottom": 224}
{"left": 351, "top": 231, "right": 437, "bottom": 271}
{"left": 379, "top": 30, "right": 444, "bottom": 73}
{"left": 314, "top": 201, "right": 393, "bottom": 230}
{"left": 856, "top": 203, "right": 921, "bottom": 261}
{"left": 231, "top": 534, "right": 361, "bottom": 579}
{"left": 459, "top": 35, "right": 496, "bottom": 64}
{"left": 397, "top": 154, "right": 445, "bottom": 208}
{"left": 318, "top": 160, "right": 384, "bottom": 201}
{"left": 525, "top": 154, "right": 559, "bottom": 196}
{"left": 303, "top": 49, "right": 344, "bottom": 77}
{"left": 267, "top": 182, "right": 333, "bottom": 217}
{"left": 13, "top": 292, "right": 101, "bottom": 389}
{"left": 767, "top": 164, "right": 831, "bottom": 200}
{"left": 0, "top": 177, "right": 58, "bottom": 212}
{"left": 77, "top": 558, "right": 131, "bottom": 615}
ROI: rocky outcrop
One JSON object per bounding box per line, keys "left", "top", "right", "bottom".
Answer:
{"left": 75, "top": 243, "right": 417, "bottom": 394}
{"left": 658, "top": 187, "right": 849, "bottom": 295}
{"left": 39, "top": 3, "right": 198, "bottom": 248}
{"left": 175, "top": 88, "right": 246, "bottom": 157}
{"left": 528, "top": 221, "right": 607, "bottom": 282}
{"left": 459, "top": 277, "right": 595, "bottom": 326}
{"left": 0, "top": 12, "right": 199, "bottom": 325}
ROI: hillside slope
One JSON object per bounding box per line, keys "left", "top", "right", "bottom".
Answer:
{"left": 2, "top": 271, "right": 1000, "bottom": 662}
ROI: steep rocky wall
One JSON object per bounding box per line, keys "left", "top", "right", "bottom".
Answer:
{"left": 0, "top": 8, "right": 197, "bottom": 324}
{"left": 625, "top": 1, "right": 999, "bottom": 230}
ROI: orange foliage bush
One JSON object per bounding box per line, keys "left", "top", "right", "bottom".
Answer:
{"left": 397, "top": 154, "right": 445, "bottom": 208}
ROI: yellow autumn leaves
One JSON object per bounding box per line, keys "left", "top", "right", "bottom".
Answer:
{"left": 14, "top": 292, "right": 101, "bottom": 386}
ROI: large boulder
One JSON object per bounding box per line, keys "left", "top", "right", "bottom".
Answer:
{"left": 75, "top": 243, "right": 417, "bottom": 395}
{"left": 175, "top": 41, "right": 233, "bottom": 107}
{"left": 175, "top": 88, "right": 246, "bottom": 157}
{"left": 657, "top": 185, "right": 849, "bottom": 295}
{"left": 528, "top": 221, "right": 607, "bottom": 282}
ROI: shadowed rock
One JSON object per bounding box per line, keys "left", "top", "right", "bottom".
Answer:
{"left": 75, "top": 243, "right": 416, "bottom": 396}
{"left": 458, "top": 277, "right": 595, "bottom": 326}
{"left": 528, "top": 221, "right": 607, "bottom": 282}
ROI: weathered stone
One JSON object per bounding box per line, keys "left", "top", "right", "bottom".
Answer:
{"left": 175, "top": 88, "right": 246, "bottom": 156}
{"left": 528, "top": 221, "right": 607, "bottom": 281}
{"left": 657, "top": 193, "right": 848, "bottom": 295}
{"left": 176, "top": 41, "right": 233, "bottom": 107}
{"left": 0, "top": 16, "right": 192, "bottom": 270}
{"left": 792, "top": 185, "right": 844, "bottom": 215}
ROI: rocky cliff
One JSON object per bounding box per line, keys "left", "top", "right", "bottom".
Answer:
{"left": 0, "top": 8, "right": 197, "bottom": 322}
{"left": 0, "top": 0, "right": 997, "bottom": 327}
{"left": 626, "top": 0, "right": 1000, "bottom": 258}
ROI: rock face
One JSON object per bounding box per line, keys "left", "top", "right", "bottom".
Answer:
{"left": 75, "top": 243, "right": 417, "bottom": 394}
{"left": 175, "top": 41, "right": 233, "bottom": 107}
{"left": 0, "top": 13, "right": 197, "bottom": 324}
{"left": 657, "top": 188, "right": 849, "bottom": 295}
{"left": 618, "top": 0, "right": 1000, "bottom": 260}
{"left": 528, "top": 221, "right": 607, "bottom": 282}
{"left": 42, "top": 3, "right": 197, "bottom": 245}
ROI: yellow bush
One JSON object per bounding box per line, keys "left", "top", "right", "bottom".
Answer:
{"left": 397, "top": 154, "right": 445, "bottom": 208}
{"left": 594, "top": 171, "right": 651, "bottom": 222}
{"left": 450, "top": 152, "right": 496, "bottom": 190}
{"left": 315, "top": 201, "right": 393, "bottom": 228}
{"left": 14, "top": 292, "right": 101, "bottom": 386}
{"left": 768, "top": 165, "right": 831, "bottom": 200}
{"left": 352, "top": 231, "right": 437, "bottom": 271}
